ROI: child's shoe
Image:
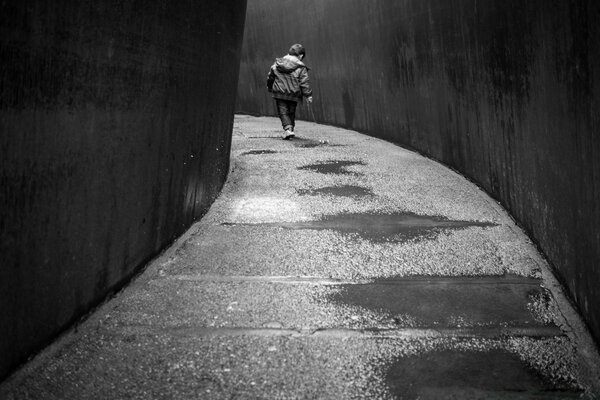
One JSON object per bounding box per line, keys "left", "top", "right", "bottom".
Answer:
{"left": 283, "top": 129, "right": 294, "bottom": 140}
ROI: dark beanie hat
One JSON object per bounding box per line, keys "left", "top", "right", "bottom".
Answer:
{"left": 289, "top": 44, "right": 305, "bottom": 57}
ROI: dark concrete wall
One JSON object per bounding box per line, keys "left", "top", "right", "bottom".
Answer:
{"left": 237, "top": 0, "right": 600, "bottom": 344}
{"left": 0, "top": 0, "right": 246, "bottom": 379}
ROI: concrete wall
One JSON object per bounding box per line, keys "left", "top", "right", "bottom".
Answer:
{"left": 0, "top": 0, "right": 246, "bottom": 379}
{"left": 237, "top": 0, "right": 600, "bottom": 344}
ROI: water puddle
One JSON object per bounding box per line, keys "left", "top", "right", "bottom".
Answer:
{"left": 327, "top": 275, "right": 551, "bottom": 328}
{"left": 298, "top": 160, "right": 365, "bottom": 175}
{"left": 241, "top": 150, "right": 277, "bottom": 155}
{"left": 292, "top": 138, "right": 345, "bottom": 148}
{"left": 224, "top": 212, "right": 495, "bottom": 243}
{"left": 297, "top": 185, "right": 374, "bottom": 198}
{"left": 270, "top": 212, "right": 495, "bottom": 243}
{"left": 384, "top": 349, "right": 581, "bottom": 398}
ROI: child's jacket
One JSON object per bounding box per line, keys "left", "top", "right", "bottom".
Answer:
{"left": 267, "top": 54, "right": 312, "bottom": 102}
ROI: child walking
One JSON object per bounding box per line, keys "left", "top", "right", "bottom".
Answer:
{"left": 267, "top": 44, "right": 313, "bottom": 139}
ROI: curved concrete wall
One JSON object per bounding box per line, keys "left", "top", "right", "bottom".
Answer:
{"left": 237, "top": 0, "right": 600, "bottom": 344}
{"left": 0, "top": 0, "right": 246, "bottom": 379}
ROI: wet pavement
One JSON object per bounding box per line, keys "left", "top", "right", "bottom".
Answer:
{"left": 224, "top": 212, "right": 497, "bottom": 243}
{"left": 297, "top": 184, "right": 374, "bottom": 198}
{"left": 1, "top": 115, "right": 600, "bottom": 399}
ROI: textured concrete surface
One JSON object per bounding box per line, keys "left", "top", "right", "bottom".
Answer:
{"left": 1, "top": 115, "right": 599, "bottom": 399}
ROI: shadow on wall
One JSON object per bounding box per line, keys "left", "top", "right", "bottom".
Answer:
{"left": 236, "top": 0, "right": 600, "bottom": 346}
{"left": 0, "top": 0, "right": 247, "bottom": 380}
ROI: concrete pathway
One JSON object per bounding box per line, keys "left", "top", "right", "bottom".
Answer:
{"left": 2, "top": 115, "right": 600, "bottom": 399}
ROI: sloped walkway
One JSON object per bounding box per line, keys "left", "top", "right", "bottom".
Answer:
{"left": 2, "top": 115, "right": 600, "bottom": 399}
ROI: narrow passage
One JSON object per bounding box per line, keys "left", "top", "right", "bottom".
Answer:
{"left": 2, "top": 116, "right": 599, "bottom": 399}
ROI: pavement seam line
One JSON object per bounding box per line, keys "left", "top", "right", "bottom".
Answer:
{"left": 111, "top": 325, "right": 564, "bottom": 339}
{"left": 158, "top": 274, "right": 543, "bottom": 286}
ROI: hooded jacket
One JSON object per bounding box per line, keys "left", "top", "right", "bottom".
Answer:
{"left": 267, "top": 54, "right": 312, "bottom": 102}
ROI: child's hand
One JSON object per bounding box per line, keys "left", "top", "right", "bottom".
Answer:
{"left": 307, "top": 96, "right": 313, "bottom": 103}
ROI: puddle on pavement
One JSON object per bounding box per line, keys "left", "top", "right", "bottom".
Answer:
{"left": 385, "top": 349, "right": 581, "bottom": 398}
{"left": 298, "top": 160, "right": 366, "bottom": 175}
{"left": 327, "top": 275, "right": 553, "bottom": 328}
{"left": 292, "top": 138, "right": 344, "bottom": 148}
{"left": 272, "top": 212, "right": 496, "bottom": 243}
{"left": 297, "top": 185, "right": 374, "bottom": 198}
{"left": 224, "top": 212, "right": 495, "bottom": 243}
{"left": 241, "top": 150, "right": 277, "bottom": 155}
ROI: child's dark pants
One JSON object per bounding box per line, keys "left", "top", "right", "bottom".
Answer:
{"left": 275, "top": 99, "right": 297, "bottom": 131}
